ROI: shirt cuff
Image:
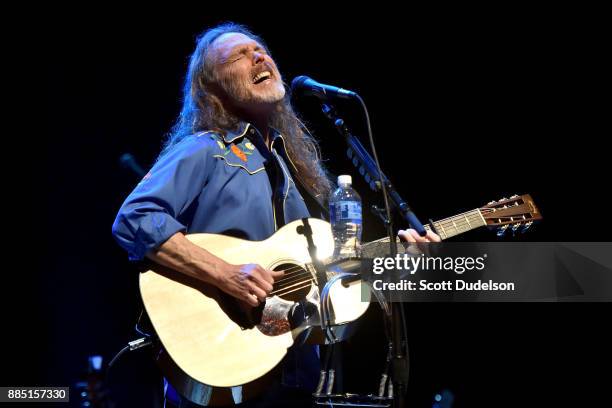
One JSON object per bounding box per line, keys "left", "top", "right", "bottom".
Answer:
{"left": 130, "top": 212, "right": 186, "bottom": 261}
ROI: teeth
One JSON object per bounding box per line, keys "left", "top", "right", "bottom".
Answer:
{"left": 253, "top": 71, "right": 271, "bottom": 83}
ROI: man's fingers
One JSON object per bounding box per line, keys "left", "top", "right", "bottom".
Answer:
{"left": 398, "top": 229, "right": 416, "bottom": 243}
{"left": 425, "top": 230, "right": 441, "bottom": 242}
{"left": 245, "top": 265, "right": 274, "bottom": 293}
{"left": 405, "top": 229, "right": 425, "bottom": 242}
{"left": 244, "top": 293, "right": 259, "bottom": 307}
{"left": 250, "top": 274, "right": 273, "bottom": 293}
{"left": 399, "top": 229, "right": 440, "bottom": 243}
{"left": 247, "top": 281, "right": 267, "bottom": 302}
{"left": 270, "top": 269, "right": 285, "bottom": 280}
{"left": 252, "top": 265, "right": 274, "bottom": 285}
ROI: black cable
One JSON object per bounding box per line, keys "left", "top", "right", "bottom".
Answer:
{"left": 106, "top": 337, "right": 154, "bottom": 380}
{"left": 355, "top": 94, "right": 410, "bottom": 408}
{"left": 399, "top": 302, "right": 410, "bottom": 387}
{"left": 354, "top": 94, "right": 395, "bottom": 258}
{"left": 108, "top": 345, "right": 131, "bottom": 369}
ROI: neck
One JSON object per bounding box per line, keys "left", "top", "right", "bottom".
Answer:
{"left": 229, "top": 104, "right": 275, "bottom": 146}
{"left": 252, "top": 117, "right": 270, "bottom": 142}
{"left": 243, "top": 111, "right": 272, "bottom": 147}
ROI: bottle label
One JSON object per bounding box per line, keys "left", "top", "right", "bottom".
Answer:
{"left": 330, "top": 201, "right": 362, "bottom": 223}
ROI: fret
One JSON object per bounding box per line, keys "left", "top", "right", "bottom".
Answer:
{"left": 438, "top": 223, "right": 448, "bottom": 238}
{"left": 464, "top": 215, "right": 472, "bottom": 228}
{"left": 432, "top": 209, "right": 486, "bottom": 239}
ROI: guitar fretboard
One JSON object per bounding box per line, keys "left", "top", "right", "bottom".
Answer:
{"left": 425, "top": 208, "right": 486, "bottom": 240}
{"left": 361, "top": 208, "right": 486, "bottom": 256}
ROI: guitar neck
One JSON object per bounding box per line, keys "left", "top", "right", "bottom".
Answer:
{"left": 362, "top": 208, "right": 486, "bottom": 257}
{"left": 425, "top": 208, "right": 487, "bottom": 240}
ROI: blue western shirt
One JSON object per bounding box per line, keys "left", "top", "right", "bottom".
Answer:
{"left": 112, "top": 122, "right": 320, "bottom": 403}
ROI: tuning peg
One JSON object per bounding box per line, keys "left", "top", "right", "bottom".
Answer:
{"left": 499, "top": 197, "right": 508, "bottom": 202}
{"left": 510, "top": 194, "right": 519, "bottom": 199}
{"left": 512, "top": 223, "right": 521, "bottom": 233}
{"left": 521, "top": 221, "right": 533, "bottom": 233}
{"left": 488, "top": 201, "right": 497, "bottom": 205}
{"left": 496, "top": 225, "right": 509, "bottom": 237}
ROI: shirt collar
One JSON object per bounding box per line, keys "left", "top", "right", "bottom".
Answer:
{"left": 220, "top": 122, "right": 284, "bottom": 146}
{"left": 220, "top": 122, "right": 252, "bottom": 143}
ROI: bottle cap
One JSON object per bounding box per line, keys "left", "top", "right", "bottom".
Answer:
{"left": 338, "top": 175, "right": 352, "bottom": 186}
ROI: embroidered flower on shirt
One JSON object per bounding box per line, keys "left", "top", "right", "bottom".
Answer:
{"left": 245, "top": 142, "right": 255, "bottom": 150}
{"left": 231, "top": 145, "right": 247, "bottom": 162}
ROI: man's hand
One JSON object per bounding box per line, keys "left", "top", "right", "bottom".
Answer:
{"left": 215, "top": 263, "right": 284, "bottom": 307}
{"left": 397, "top": 229, "right": 441, "bottom": 255}
{"left": 397, "top": 229, "right": 441, "bottom": 243}
{"left": 147, "top": 232, "right": 283, "bottom": 307}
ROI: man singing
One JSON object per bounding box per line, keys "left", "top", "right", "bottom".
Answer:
{"left": 112, "top": 22, "right": 439, "bottom": 407}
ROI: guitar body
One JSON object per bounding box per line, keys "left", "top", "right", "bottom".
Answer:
{"left": 140, "top": 218, "right": 370, "bottom": 405}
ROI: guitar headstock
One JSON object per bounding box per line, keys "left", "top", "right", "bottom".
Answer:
{"left": 480, "top": 194, "right": 542, "bottom": 236}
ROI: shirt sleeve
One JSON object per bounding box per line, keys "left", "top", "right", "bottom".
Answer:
{"left": 112, "top": 135, "right": 216, "bottom": 260}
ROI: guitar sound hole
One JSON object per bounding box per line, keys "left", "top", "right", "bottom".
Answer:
{"left": 272, "top": 263, "right": 312, "bottom": 302}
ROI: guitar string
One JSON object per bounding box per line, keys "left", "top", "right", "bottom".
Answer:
{"left": 434, "top": 209, "right": 529, "bottom": 233}
{"left": 270, "top": 209, "right": 519, "bottom": 285}
{"left": 272, "top": 225, "right": 477, "bottom": 294}
{"left": 434, "top": 211, "right": 505, "bottom": 232}
{"left": 270, "top": 282, "right": 313, "bottom": 297}
{"left": 270, "top": 209, "right": 532, "bottom": 295}
{"left": 366, "top": 211, "right": 484, "bottom": 240}
{"left": 434, "top": 211, "right": 482, "bottom": 228}
{"left": 432, "top": 213, "right": 484, "bottom": 236}
{"left": 367, "top": 213, "right": 483, "bottom": 240}
{"left": 272, "top": 278, "right": 313, "bottom": 293}
{"left": 271, "top": 227, "right": 483, "bottom": 297}
{"left": 273, "top": 271, "right": 313, "bottom": 288}
{"left": 434, "top": 207, "right": 523, "bottom": 229}
{"left": 272, "top": 214, "right": 483, "bottom": 283}
{"left": 273, "top": 267, "right": 311, "bottom": 282}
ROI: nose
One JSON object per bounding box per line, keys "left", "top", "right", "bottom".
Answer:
{"left": 253, "top": 51, "right": 265, "bottom": 64}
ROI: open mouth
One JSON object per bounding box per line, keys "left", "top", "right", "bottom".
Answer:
{"left": 252, "top": 71, "right": 272, "bottom": 84}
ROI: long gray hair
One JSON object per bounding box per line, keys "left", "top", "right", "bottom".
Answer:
{"left": 160, "top": 22, "right": 332, "bottom": 203}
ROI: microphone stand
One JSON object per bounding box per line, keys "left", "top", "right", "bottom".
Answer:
{"left": 320, "top": 102, "right": 425, "bottom": 408}
{"left": 320, "top": 104, "right": 426, "bottom": 237}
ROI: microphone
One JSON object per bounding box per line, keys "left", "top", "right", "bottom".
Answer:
{"left": 291, "top": 76, "right": 357, "bottom": 100}
{"left": 119, "top": 153, "right": 146, "bottom": 178}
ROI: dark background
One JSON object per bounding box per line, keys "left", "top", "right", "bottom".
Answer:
{"left": 7, "top": 6, "right": 609, "bottom": 407}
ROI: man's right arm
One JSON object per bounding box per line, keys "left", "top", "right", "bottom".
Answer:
{"left": 147, "top": 232, "right": 282, "bottom": 307}
{"left": 112, "top": 136, "right": 280, "bottom": 307}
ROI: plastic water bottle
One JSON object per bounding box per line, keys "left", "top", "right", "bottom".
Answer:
{"left": 329, "top": 175, "right": 362, "bottom": 260}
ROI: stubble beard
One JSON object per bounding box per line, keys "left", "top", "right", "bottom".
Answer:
{"left": 219, "top": 72, "right": 286, "bottom": 107}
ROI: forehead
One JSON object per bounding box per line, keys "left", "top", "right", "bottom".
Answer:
{"left": 212, "top": 32, "right": 263, "bottom": 56}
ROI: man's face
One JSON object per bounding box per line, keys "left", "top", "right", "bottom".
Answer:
{"left": 210, "top": 32, "right": 285, "bottom": 109}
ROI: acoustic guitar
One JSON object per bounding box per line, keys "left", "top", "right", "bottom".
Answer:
{"left": 140, "top": 194, "right": 541, "bottom": 405}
